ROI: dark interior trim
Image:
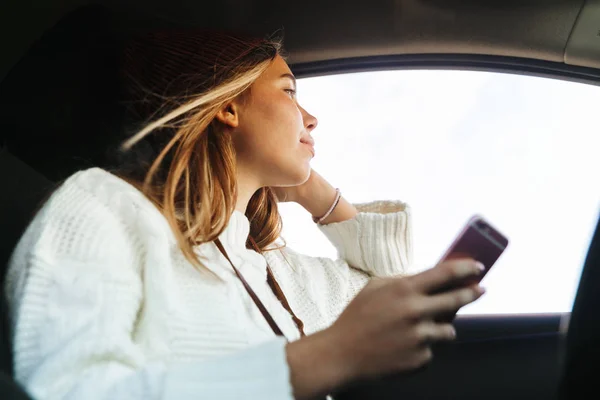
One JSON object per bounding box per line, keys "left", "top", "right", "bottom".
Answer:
{"left": 453, "top": 313, "right": 566, "bottom": 342}
{"left": 336, "top": 313, "right": 568, "bottom": 400}
{"left": 291, "top": 54, "right": 600, "bottom": 86}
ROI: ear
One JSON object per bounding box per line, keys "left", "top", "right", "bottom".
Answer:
{"left": 214, "top": 101, "right": 240, "bottom": 129}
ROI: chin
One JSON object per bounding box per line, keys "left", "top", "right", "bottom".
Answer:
{"left": 281, "top": 165, "right": 311, "bottom": 187}
{"left": 298, "top": 164, "right": 312, "bottom": 184}
{"left": 268, "top": 157, "right": 312, "bottom": 186}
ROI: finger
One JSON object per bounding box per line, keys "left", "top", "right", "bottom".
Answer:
{"left": 420, "top": 284, "right": 486, "bottom": 318}
{"left": 408, "top": 347, "right": 434, "bottom": 370}
{"left": 408, "top": 259, "right": 485, "bottom": 293}
{"left": 414, "top": 321, "right": 457, "bottom": 344}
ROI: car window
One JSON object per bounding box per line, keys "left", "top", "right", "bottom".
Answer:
{"left": 278, "top": 69, "right": 600, "bottom": 315}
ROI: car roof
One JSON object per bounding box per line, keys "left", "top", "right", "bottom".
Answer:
{"left": 1, "top": 0, "right": 599, "bottom": 84}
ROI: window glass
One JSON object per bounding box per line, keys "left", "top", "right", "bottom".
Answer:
{"left": 279, "top": 70, "right": 600, "bottom": 315}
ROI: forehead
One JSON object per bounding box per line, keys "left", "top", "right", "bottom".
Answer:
{"left": 258, "top": 55, "right": 293, "bottom": 82}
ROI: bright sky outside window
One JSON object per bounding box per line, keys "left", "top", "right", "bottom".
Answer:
{"left": 279, "top": 69, "right": 600, "bottom": 315}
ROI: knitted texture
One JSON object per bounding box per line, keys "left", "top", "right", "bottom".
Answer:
{"left": 5, "top": 168, "right": 412, "bottom": 399}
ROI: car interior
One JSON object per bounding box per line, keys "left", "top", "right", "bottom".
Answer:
{"left": 1, "top": 0, "right": 599, "bottom": 399}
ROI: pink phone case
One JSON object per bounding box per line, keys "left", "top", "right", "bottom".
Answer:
{"left": 434, "top": 215, "right": 509, "bottom": 321}
{"left": 437, "top": 214, "right": 508, "bottom": 278}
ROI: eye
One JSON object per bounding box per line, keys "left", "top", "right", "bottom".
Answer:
{"left": 284, "top": 88, "right": 297, "bottom": 98}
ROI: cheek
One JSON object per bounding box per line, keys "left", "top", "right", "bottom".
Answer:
{"left": 255, "top": 98, "right": 303, "bottom": 147}
{"left": 236, "top": 93, "right": 305, "bottom": 168}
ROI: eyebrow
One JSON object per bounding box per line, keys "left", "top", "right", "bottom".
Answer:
{"left": 280, "top": 73, "right": 297, "bottom": 87}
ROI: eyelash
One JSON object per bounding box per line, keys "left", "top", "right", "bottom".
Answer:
{"left": 284, "top": 88, "right": 297, "bottom": 98}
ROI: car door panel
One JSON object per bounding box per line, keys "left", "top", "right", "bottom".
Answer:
{"left": 336, "top": 314, "right": 564, "bottom": 400}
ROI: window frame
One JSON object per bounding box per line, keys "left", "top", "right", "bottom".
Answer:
{"left": 291, "top": 54, "right": 600, "bottom": 87}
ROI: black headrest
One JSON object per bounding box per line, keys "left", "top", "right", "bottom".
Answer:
{"left": 0, "top": 148, "right": 54, "bottom": 377}
{"left": 0, "top": 5, "right": 126, "bottom": 182}
{"left": 0, "top": 148, "right": 54, "bottom": 281}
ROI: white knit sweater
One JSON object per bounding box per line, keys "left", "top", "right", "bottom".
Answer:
{"left": 4, "top": 168, "right": 413, "bottom": 400}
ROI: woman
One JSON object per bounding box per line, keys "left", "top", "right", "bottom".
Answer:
{"left": 4, "top": 30, "right": 485, "bottom": 399}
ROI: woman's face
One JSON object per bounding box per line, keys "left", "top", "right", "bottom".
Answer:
{"left": 225, "top": 55, "right": 318, "bottom": 189}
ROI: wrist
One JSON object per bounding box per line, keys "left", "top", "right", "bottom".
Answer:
{"left": 312, "top": 188, "right": 341, "bottom": 224}
{"left": 295, "top": 172, "right": 337, "bottom": 216}
{"left": 289, "top": 173, "right": 324, "bottom": 203}
{"left": 294, "top": 170, "right": 358, "bottom": 224}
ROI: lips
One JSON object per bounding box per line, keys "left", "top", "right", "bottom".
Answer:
{"left": 300, "top": 136, "right": 315, "bottom": 157}
{"left": 303, "top": 143, "right": 315, "bottom": 157}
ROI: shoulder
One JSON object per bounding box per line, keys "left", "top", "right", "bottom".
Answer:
{"left": 13, "top": 168, "right": 170, "bottom": 265}
{"left": 55, "top": 167, "right": 155, "bottom": 214}
{"left": 51, "top": 167, "right": 162, "bottom": 224}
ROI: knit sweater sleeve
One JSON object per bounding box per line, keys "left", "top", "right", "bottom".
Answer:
{"left": 4, "top": 170, "right": 293, "bottom": 400}
{"left": 269, "top": 200, "right": 413, "bottom": 333}
{"left": 318, "top": 200, "right": 413, "bottom": 277}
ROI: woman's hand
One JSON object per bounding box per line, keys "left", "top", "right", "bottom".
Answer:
{"left": 286, "top": 258, "right": 486, "bottom": 400}
{"left": 271, "top": 169, "right": 358, "bottom": 224}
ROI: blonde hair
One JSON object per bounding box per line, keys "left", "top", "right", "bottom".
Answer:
{"left": 119, "top": 37, "right": 284, "bottom": 270}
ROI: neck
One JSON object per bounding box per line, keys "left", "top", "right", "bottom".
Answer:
{"left": 235, "top": 170, "right": 261, "bottom": 214}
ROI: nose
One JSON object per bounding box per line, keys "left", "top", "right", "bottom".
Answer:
{"left": 300, "top": 105, "right": 318, "bottom": 133}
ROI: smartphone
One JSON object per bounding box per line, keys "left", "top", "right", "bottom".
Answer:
{"left": 433, "top": 214, "right": 509, "bottom": 321}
